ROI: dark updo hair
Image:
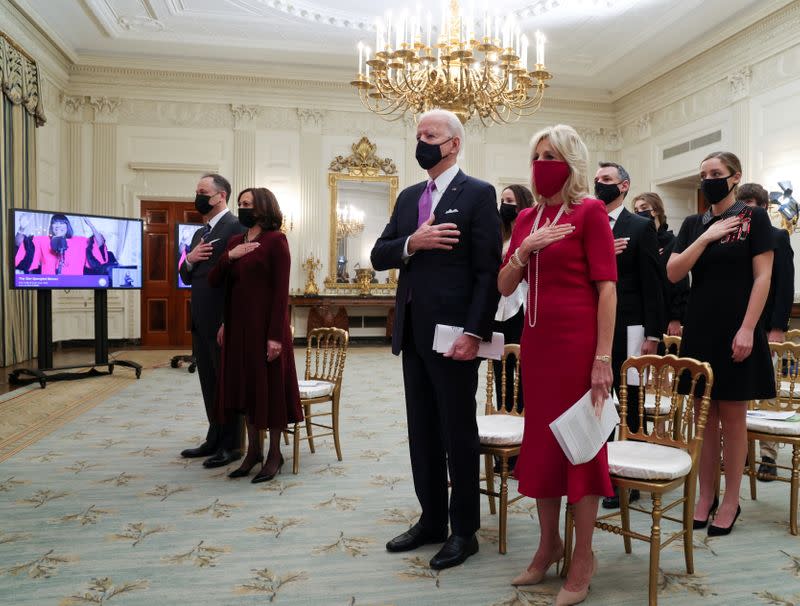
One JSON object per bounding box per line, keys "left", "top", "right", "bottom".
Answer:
{"left": 49, "top": 214, "right": 74, "bottom": 238}
{"left": 238, "top": 187, "right": 283, "bottom": 231}
{"left": 500, "top": 184, "right": 534, "bottom": 240}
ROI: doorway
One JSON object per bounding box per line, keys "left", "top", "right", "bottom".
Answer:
{"left": 140, "top": 201, "right": 202, "bottom": 347}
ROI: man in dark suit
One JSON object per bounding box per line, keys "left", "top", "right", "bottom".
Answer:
{"left": 738, "top": 182, "right": 795, "bottom": 481}
{"left": 594, "top": 162, "right": 665, "bottom": 508}
{"left": 179, "top": 173, "right": 245, "bottom": 468}
{"left": 371, "top": 109, "right": 501, "bottom": 570}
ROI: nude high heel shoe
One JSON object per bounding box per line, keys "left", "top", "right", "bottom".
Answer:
{"left": 511, "top": 544, "right": 565, "bottom": 586}
{"left": 554, "top": 552, "right": 598, "bottom": 606}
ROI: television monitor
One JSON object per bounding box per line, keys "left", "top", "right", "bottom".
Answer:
{"left": 10, "top": 209, "right": 143, "bottom": 289}
{"left": 176, "top": 223, "right": 204, "bottom": 289}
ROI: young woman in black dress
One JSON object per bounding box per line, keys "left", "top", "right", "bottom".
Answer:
{"left": 667, "top": 151, "right": 776, "bottom": 535}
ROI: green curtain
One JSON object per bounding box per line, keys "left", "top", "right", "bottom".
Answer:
{"left": 0, "top": 32, "right": 45, "bottom": 366}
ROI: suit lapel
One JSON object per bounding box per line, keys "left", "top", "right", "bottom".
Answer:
{"left": 613, "top": 207, "right": 632, "bottom": 238}
{"left": 433, "top": 170, "right": 467, "bottom": 222}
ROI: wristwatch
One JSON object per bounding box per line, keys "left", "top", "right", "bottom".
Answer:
{"left": 594, "top": 355, "right": 611, "bottom": 364}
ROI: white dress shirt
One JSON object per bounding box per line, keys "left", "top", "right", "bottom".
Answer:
{"left": 607, "top": 204, "right": 624, "bottom": 229}
{"left": 184, "top": 207, "right": 230, "bottom": 270}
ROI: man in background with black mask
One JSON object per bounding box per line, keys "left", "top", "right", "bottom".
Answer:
{"left": 594, "top": 161, "right": 665, "bottom": 509}
{"left": 179, "top": 173, "right": 245, "bottom": 468}
{"left": 371, "top": 109, "right": 501, "bottom": 570}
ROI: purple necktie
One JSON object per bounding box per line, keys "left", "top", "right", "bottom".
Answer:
{"left": 418, "top": 181, "right": 436, "bottom": 227}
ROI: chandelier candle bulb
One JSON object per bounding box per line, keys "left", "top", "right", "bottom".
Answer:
{"left": 536, "top": 30, "right": 545, "bottom": 67}
{"left": 358, "top": 41, "right": 363, "bottom": 75}
{"left": 426, "top": 11, "right": 431, "bottom": 47}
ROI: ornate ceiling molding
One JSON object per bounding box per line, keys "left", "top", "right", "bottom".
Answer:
{"left": 89, "top": 95, "right": 121, "bottom": 123}
{"left": 727, "top": 67, "right": 752, "bottom": 103}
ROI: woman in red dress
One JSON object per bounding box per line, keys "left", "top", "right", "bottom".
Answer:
{"left": 208, "top": 187, "right": 302, "bottom": 483}
{"left": 498, "top": 125, "right": 617, "bottom": 605}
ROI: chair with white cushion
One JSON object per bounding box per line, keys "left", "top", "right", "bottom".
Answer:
{"left": 746, "top": 341, "right": 800, "bottom": 534}
{"left": 563, "top": 354, "right": 713, "bottom": 606}
{"left": 478, "top": 344, "right": 524, "bottom": 554}
{"left": 288, "top": 327, "right": 348, "bottom": 474}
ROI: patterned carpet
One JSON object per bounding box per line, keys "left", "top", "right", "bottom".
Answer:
{"left": 0, "top": 346, "right": 798, "bottom": 605}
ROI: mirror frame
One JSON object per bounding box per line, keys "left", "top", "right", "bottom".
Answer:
{"left": 324, "top": 138, "right": 399, "bottom": 295}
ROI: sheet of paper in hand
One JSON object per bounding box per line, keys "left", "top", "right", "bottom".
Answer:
{"left": 550, "top": 390, "right": 620, "bottom": 465}
{"left": 432, "top": 324, "right": 505, "bottom": 361}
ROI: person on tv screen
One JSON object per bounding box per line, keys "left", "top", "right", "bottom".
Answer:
{"left": 14, "top": 213, "right": 108, "bottom": 275}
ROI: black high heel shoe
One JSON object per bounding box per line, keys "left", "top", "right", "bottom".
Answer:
{"left": 228, "top": 455, "right": 263, "bottom": 478}
{"left": 708, "top": 505, "right": 741, "bottom": 536}
{"left": 252, "top": 454, "right": 284, "bottom": 484}
{"left": 692, "top": 495, "right": 719, "bottom": 530}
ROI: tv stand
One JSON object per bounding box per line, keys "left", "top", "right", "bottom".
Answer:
{"left": 9, "top": 290, "right": 142, "bottom": 388}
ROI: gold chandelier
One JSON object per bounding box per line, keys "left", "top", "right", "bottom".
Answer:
{"left": 336, "top": 204, "right": 366, "bottom": 239}
{"left": 351, "top": 0, "right": 552, "bottom": 125}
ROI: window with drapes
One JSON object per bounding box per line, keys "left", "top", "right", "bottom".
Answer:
{"left": 0, "top": 31, "right": 46, "bottom": 366}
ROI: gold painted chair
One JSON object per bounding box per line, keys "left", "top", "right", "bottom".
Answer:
{"left": 745, "top": 341, "right": 800, "bottom": 534}
{"left": 662, "top": 334, "right": 681, "bottom": 355}
{"left": 287, "top": 327, "right": 349, "bottom": 474}
{"left": 477, "top": 344, "right": 525, "bottom": 554}
{"left": 563, "top": 354, "right": 713, "bottom": 606}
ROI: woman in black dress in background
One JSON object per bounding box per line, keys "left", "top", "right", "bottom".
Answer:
{"left": 667, "top": 151, "right": 775, "bottom": 536}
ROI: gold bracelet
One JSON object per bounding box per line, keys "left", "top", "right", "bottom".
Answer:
{"left": 511, "top": 249, "right": 527, "bottom": 268}
{"left": 594, "top": 354, "right": 611, "bottom": 364}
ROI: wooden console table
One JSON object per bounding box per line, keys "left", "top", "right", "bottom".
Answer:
{"left": 289, "top": 295, "right": 396, "bottom": 337}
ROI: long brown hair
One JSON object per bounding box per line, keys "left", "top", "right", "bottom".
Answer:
{"left": 631, "top": 192, "right": 666, "bottom": 228}
{"left": 500, "top": 184, "right": 534, "bottom": 240}
{"left": 238, "top": 187, "right": 283, "bottom": 231}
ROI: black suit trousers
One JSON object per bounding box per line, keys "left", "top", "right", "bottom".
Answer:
{"left": 401, "top": 305, "right": 481, "bottom": 537}
{"left": 193, "top": 330, "right": 242, "bottom": 450}
{"left": 611, "top": 344, "right": 641, "bottom": 436}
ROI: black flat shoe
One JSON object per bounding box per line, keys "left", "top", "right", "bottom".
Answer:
{"left": 708, "top": 505, "right": 741, "bottom": 536}
{"left": 386, "top": 523, "right": 448, "bottom": 553}
{"left": 602, "top": 488, "right": 639, "bottom": 510}
{"left": 692, "top": 496, "right": 719, "bottom": 530}
{"left": 203, "top": 449, "right": 242, "bottom": 469}
{"left": 228, "top": 455, "right": 263, "bottom": 478}
{"left": 429, "top": 534, "right": 479, "bottom": 570}
{"left": 252, "top": 454, "right": 284, "bottom": 484}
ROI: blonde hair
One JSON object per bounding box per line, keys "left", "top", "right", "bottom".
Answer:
{"left": 529, "top": 124, "right": 590, "bottom": 206}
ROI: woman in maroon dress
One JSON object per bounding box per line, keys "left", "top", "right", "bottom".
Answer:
{"left": 208, "top": 187, "right": 302, "bottom": 483}
{"left": 498, "top": 125, "right": 616, "bottom": 605}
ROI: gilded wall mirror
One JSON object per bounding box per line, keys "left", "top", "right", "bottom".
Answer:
{"left": 325, "top": 137, "right": 399, "bottom": 295}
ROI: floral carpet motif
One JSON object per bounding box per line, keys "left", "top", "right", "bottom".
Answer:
{"left": 0, "top": 346, "right": 798, "bottom": 605}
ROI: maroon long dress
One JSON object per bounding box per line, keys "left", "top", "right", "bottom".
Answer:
{"left": 505, "top": 198, "right": 616, "bottom": 503}
{"left": 208, "top": 229, "right": 302, "bottom": 430}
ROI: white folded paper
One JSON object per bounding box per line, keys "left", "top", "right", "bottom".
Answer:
{"left": 432, "top": 324, "right": 505, "bottom": 361}
{"left": 549, "top": 390, "right": 620, "bottom": 465}
{"left": 626, "top": 325, "right": 645, "bottom": 386}
{"left": 746, "top": 410, "right": 799, "bottom": 421}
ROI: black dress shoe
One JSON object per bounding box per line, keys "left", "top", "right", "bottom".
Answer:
{"left": 708, "top": 505, "right": 741, "bottom": 536}
{"left": 757, "top": 457, "right": 777, "bottom": 482}
{"left": 601, "top": 488, "right": 640, "bottom": 509}
{"left": 429, "top": 534, "right": 479, "bottom": 570}
{"left": 251, "top": 454, "right": 284, "bottom": 484}
{"left": 386, "top": 522, "right": 448, "bottom": 553}
{"left": 692, "top": 495, "right": 719, "bottom": 530}
{"left": 181, "top": 442, "right": 217, "bottom": 458}
{"left": 202, "top": 449, "right": 242, "bottom": 469}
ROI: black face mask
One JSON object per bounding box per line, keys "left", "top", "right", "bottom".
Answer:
{"left": 499, "top": 203, "right": 519, "bottom": 223}
{"left": 415, "top": 137, "right": 452, "bottom": 170}
{"left": 238, "top": 208, "right": 257, "bottom": 228}
{"left": 636, "top": 210, "right": 655, "bottom": 221}
{"left": 194, "top": 193, "right": 216, "bottom": 215}
{"left": 594, "top": 181, "right": 622, "bottom": 204}
{"left": 701, "top": 175, "right": 735, "bottom": 205}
